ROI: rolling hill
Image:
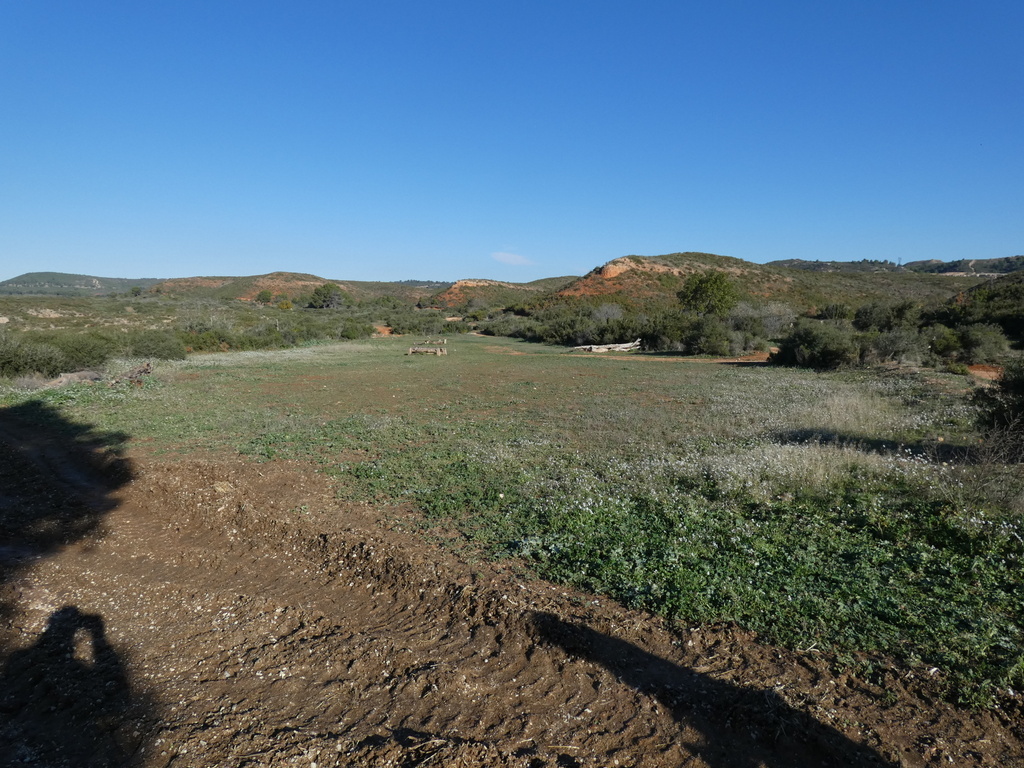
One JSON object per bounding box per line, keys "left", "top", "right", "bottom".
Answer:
{"left": 2, "top": 249, "right": 1010, "bottom": 315}
{"left": 769, "top": 256, "right": 1024, "bottom": 275}
{"left": 540, "top": 253, "right": 985, "bottom": 313}
{"left": 149, "top": 272, "right": 451, "bottom": 304}
{"left": 426, "top": 276, "right": 578, "bottom": 309}
{"left": 0, "top": 272, "right": 164, "bottom": 296}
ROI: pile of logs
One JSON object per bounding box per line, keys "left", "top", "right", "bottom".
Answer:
{"left": 407, "top": 347, "right": 448, "bottom": 356}
{"left": 407, "top": 338, "right": 448, "bottom": 355}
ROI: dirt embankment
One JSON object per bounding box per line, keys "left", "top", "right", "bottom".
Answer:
{"left": 0, "top": 410, "right": 1021, "bottom": 767}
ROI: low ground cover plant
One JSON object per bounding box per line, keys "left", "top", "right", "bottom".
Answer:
{"left": 3, "top": 335, "right": 1020, "bottom": 706}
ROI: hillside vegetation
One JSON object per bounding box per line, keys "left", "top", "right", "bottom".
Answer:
{"left": 1, "top": 253, "right": 1021, "bottom": 381}
{"left": 769, "top": 255, "right": 1024, "bottom": 275}
{"left": 0, "top": 272, "right": 164, "bottom": 296}
{"left": 151, "top": 272, "right": 450, "bottom": 304}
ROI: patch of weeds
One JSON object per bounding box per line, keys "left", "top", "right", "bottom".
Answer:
{"left": 499, "top": 473, "right": 1022, "bottom": 705}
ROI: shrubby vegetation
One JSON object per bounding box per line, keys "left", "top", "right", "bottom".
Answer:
{"left": 0, "top": 328, "right": 186, "bottom": 378}
{"left": 976, "top": 356, "right": 1024, "bottom": 460}
{"left": 4, "top": 261, "right": 1021, "bottom": 382}
{"left": 772, "top": 313, "right": 1011, "bottom": 371}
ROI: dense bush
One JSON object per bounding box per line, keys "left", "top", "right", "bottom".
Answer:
{"left": 923, "top": 323, "right": 962, "bottom": 359}
{"left": 860, "top": 328, "right": 923, "bottom": 364}
{"left": 957, "top": 323, "right": 1010, "bottom": 364}
{"left": 976, "top": 356, "right": 1024, "bottom": 460}
{"left": 0, "top": 328, "right": 187, "bottom": 378}
{"left": 682, "top": 316, "right": 731, "bottom": 355}
{"left": 770, "top": 320, "right": 859, "bottom": 369}
{"left": 853, "top": 300, "right": 922, "bottom": 332}
{"left": 0, "top": 332, "right": 66, "bottom": 378}
{"left": 929, "top": 273, "right": 1024, "bottom": 345}
{"left": 308, "top": 283, "right": 350, "bottom": 309}
{"left": 819, "top": 303, "right": 853, "bottom": 321}
{"left": 124, "top": 330, "right": 188, "bottom": 359}
{"left": 773, "top": 314, "right": 1010, "bottom": 370}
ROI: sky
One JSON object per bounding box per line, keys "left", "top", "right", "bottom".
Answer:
{"left": 1, "top": 1, "right": 1021, "bottom": 283}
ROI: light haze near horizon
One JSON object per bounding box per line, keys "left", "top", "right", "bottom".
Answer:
{"left": 1, "top": 2, "right": 1021, "bottom": 283}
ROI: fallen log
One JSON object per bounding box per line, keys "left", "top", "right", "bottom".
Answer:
{"left": 573, "top": 339, "right": 641, "bottom": 353}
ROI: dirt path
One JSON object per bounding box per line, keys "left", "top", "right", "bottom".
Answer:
{"left": 1, "top": 409, "right": 1022, "bottom": 767}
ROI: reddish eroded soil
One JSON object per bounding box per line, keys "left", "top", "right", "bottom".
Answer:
{"left": 968, "top": 364, "right": 1003, "bottom": 382}
{"left": 1, "top": 409, "right": 1022, "bottom": 767}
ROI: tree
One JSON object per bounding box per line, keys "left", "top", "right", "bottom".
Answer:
{"left": 254, "top": 289, "right": 273, "bottom": 305}
{"left": 676, "top": 271, "right": 739, "bottom": 317}
{"left": 308, "top": 283, "right": 347, "bottom": 309}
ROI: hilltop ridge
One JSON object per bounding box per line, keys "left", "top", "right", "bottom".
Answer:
{"left": 0, "top": 272, "right": 164, "bottom": 296}
{"left": 3, "top": 248, "right": 1019, "bottom": 309}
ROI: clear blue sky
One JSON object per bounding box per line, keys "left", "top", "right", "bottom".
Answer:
{"left": 1, "top": 1, "right": 1021, "bottom": 283}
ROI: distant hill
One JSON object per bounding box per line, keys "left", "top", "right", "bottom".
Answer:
{"left": 150, "top": 272, "right": 451, "bottom": 304}
{"left": 543, "top": 253, "right": 983, "bottom": 312}
{"left": 767, "top": 259, "right": 902, "bottom": 273}
{"left": 427, "top": 276, "right": 578, "bottom": 309}
{"left": 0, "top": 272, "right": 164, "bottom": 296}
{"left": 905, "top": 256, "right": 1024, "bottom": 274}
{"left": 771, "top": 256, "right": 1024, "bottom": 275}
{"left": 3, "top": 252, "right": 1009, "bottom": 312}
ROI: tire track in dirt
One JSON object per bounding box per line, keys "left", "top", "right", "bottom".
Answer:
{"left": 2, "top": 446, "right": 1022, "bottom": 767}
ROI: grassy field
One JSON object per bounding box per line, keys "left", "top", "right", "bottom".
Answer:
{"left": 2, "top": 334, "right": 1021, "bottom": 704}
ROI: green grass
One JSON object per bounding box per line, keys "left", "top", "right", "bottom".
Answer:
{"left": 2, "top": 334, "right": 1021, "bottom": 705}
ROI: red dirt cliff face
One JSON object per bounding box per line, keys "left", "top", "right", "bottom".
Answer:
{"left": 555, "top": 259, "right": 688, "bottom": 299}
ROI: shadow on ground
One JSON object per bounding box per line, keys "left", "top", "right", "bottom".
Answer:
{"left": 772, "top": 427, "right": 978, "bottom": 464}
{"left": 0, "top": 399, "right": 154, "bottom": 767}
{"left": 531, "top": 612, "right": 894, "bottom": 768}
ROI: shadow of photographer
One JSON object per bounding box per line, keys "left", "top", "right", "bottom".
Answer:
{"left": 0, "top": 606, "right": 141, "bottom": 766}
{"left": 531, "top": 612, "right": 894, "bottom": 768}
{"left": 0, "top": 399, "right": 153, "bottom": 766}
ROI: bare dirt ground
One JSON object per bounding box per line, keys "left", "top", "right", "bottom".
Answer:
{"left": 1, "top": 406, "right": 1022, "bottom": 767}
{"left": 968, "top": 364, "right": 1003, "bottom": 382}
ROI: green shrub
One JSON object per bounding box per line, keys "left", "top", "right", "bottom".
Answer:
{"left": 854, "top": 300, "right": 921, "bottom": 332}
{"left": 819, "top": 303, "right": 853, "bottom": 321}
{"left": 0, "top": 332, "right": 67, "bottom": 377}
{"left": 770, "top": 320, "right": 859, "bottom": 369}
{"left": 125, "top": 330, "right": 188, "bottom": 359}
{"left": 861, "top": 328, "right": 923, "bottom": 364}
{"left": 682, "top": 316, "right": 731, "bottom": 355}
{"left": 976, "top": 356, "right": 1024, "bottom": 460}
{"left": 957, "top": 323, "right": 1009, "bottom": 365}
{"left": 924, "top": 323, "right": 961, "bottom": 359}
{"left": 308, "top": 283, "right": 349, "bottom": 309}
{"left": 22, "top": 330, "right": 115, "bottom": 371}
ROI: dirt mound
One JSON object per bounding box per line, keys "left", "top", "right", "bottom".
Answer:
{"left": 1, "top": 425, "right": 1022, "bottom": 766}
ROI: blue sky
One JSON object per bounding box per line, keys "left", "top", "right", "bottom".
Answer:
{"left": 1, "top": 1, "right": 1021, "bottom": 283}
